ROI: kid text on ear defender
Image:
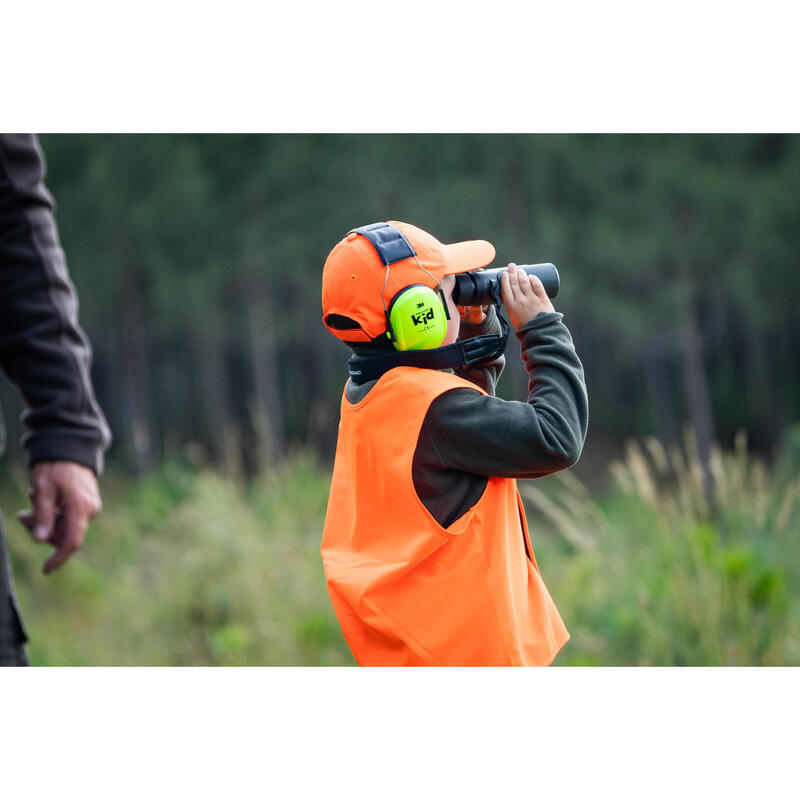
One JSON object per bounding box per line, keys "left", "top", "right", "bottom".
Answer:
{"left": 319, "top": 220, "right": 589, "bottom": 666}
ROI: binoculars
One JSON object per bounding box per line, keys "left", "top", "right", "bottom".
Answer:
{"left": 452, "top": 263, "right": 559, "bottom": 306}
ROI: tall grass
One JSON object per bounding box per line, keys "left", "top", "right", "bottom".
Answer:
{"left": 523, "top": 427, "right": 800, "bottom": 665}
{"left": 3, "top": 453, "right": 355, "bottom": 666}
{"left": 3, "top": 427, "right": 798, "bottom": 665}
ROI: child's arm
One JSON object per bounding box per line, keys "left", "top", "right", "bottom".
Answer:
{"left": 416, "top": 265, "right": 588, "bottom": 480}
{"left": 419, "top": 315, "right": 587, "bottom": 480}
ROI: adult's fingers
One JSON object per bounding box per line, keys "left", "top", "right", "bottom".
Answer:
{"left": 17, "top": 510, "right": 34, "bottom": 531}
{"left": 30, "top": 473, "right": 57, "bottom": 542}
{"left": 43, "top": 504, "right": 87, "bottom": 575}
{"left": 18, "top": 509, "right": 66, "bottom": 557}
{"left": 17, "top": 510, "right": 38, "bottom": 540}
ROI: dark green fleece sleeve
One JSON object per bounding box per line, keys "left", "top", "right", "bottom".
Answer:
{"left": 416, "top": 310, "right": 588, "bottom": 480}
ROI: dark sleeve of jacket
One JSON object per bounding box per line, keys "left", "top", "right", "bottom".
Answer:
{"left": 0, "top": 134, "right": 111, "bottom": 474}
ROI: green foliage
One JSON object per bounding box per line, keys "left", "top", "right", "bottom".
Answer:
{"left": 3, "top": 430, "right": 798, "bottom": 666}
{"left": 2, "top": 454, "right": 355, "bottom": 666}
{"left": 523, "top": 429, "right": 800, "bottom": 665}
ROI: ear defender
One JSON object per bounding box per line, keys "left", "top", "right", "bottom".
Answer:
{"left": 346, "top": 223, "right": 452, "bottom": 352}
{"left": 388, "top": 284, "right": 448, "bottom": 351}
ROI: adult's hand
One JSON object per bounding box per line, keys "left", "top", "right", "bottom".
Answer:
{"left": 17, "top": 461, "right": 102, "bottom": 575}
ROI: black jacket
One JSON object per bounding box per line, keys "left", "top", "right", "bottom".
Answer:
{"left": 0, "top": 134, "right": 110, "bottom": 474}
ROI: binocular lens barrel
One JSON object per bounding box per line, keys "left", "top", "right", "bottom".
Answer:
{"left": 452, "top": 263, "right": 559, "bottom": 306}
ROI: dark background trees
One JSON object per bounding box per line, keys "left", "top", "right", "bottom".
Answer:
{"left": 1, "top": 134, "right": 796, "bottom": 483}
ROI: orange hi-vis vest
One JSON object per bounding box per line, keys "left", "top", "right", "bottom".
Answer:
{"left": 321, "top": 366, "right": 569, "bottom": 666}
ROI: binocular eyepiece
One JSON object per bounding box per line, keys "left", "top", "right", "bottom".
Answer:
{"left": 451, "top": 263, "right": 559, "bottom": 306}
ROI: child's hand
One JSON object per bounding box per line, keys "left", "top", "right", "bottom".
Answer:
{"left": 500, "top": 263, "right": 555, "bottom": 329}
{"left": 457, "top": 305, "right": 489, "bottom": 325}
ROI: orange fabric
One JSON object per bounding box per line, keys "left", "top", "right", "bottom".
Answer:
{"left": 321, "top": 367, "right": 570, "bottom": 666}
{"left": 321, "top": 221, "right": 495, "bottom": 342}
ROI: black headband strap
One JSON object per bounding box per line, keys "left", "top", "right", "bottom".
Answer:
{"left": 349, "top": 222, "right": 416, "bottom": 267}
{"left": 347, "top": 312, "right": 511, "bottom": 384}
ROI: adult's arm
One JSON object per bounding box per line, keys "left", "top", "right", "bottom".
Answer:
{"left": 0, "top": 134, "right": 111, "bottom": 474}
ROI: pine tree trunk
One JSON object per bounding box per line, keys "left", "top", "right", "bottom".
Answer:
{"left": 246, "top": 285, "right": 285, "bottom": 470}
{"left": 643, "top": 341, "right": 678, "bottom": 447}
{"left": 120, "top": 268, "right": 156, "bottom": 475}
{"left": 193, "top": 331, "right": 240, "bottom": 477}
{"left": 682, "top": 299, "right": 717, "bottom": 515}
{"left": 744, "top": 321, "right": 777, "bottom": 456}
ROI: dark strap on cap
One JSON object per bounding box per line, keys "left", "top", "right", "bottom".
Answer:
{"left": 347, "top": 313, "right": 511, "bottom": 384}
{"left": 349, "top": 222, "right": 416, "bottom": 266}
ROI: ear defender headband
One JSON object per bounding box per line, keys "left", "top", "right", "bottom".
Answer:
{"left": 346, "top": 223, "right": 511, "bottom": 384}
{"left": 349, "top": 222, "right": 450, "bottom": 352}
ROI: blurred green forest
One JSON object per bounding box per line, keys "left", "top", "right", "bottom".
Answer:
{"left": 1, "top": 134, "right": 798, "bottom": 665}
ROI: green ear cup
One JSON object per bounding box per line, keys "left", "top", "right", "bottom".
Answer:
{"left": 389, "top": 284, "right": 448, "bottom": 351}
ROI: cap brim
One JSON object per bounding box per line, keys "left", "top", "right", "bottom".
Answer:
{"left": 442, "top": 239, "right": 496, "bottom": 275}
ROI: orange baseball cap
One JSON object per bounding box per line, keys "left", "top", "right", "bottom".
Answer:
{"left": 322, "top": 221, "right": 496, "bottom": 342}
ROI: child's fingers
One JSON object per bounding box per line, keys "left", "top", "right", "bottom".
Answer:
{"left": 529, "top": 275, "right": 545, "bottom": 297}
{"left": 458, "top": 305, "right": 487, "bottom": 324}
{"left": 501, "top": 274, "right": 517, "bottom": 308}
{"left": 507, "top": 263, "right": 523, "bottom": 303}
{"left": 500, "top": 267, "right": 514, "bottom": 305}
{"left": 517, "top": 271, "right": 533, "bottom": 296}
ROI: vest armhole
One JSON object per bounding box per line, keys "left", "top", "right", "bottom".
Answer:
{"left": 411, "top": 386, "right": 489, "bottom": 536}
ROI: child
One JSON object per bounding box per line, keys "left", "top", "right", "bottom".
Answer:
{"left": 320, "top": 221, "right": 588, "bottom": 666}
